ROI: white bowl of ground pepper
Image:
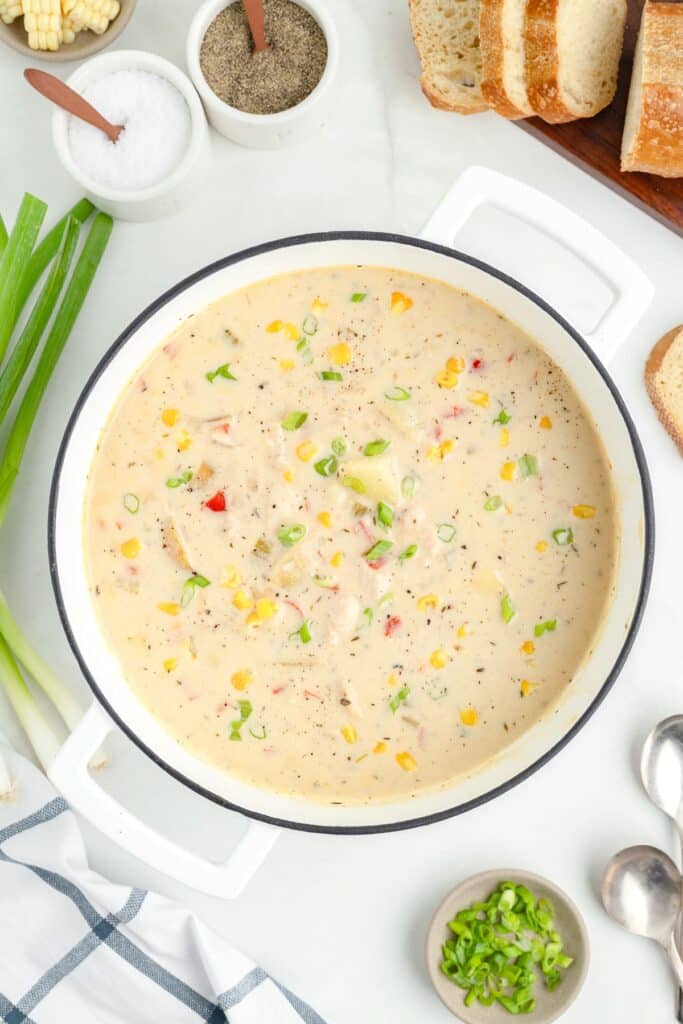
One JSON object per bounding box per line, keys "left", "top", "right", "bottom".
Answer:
{"left": 186, "top": 0, "right": 338, "bottom": 148}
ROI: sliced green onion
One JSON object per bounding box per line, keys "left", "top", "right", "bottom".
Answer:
{"left": 437, "top": 522, "right": 456, "bottom": 542}
{"left": 290, "top": 618, "right": 312, "bottom": 644}
{"left": 123, "top": 492, "right": 140, "bottom": 514}
{"left": 296, "top": 337, "right": 313, "bottom": 364}
{"left": 229, "top": 699, "right": 253, "bottom": 741}
{"left": 363, "top": 438, "right": 390, "bottom": 457}
{"left": 493, "top": 408, "right": 511, "bottom": 425}
{"left": 501, "top": 593, "right": 516, "bottom": 623}
{"left": 534, "top": 619, "right": 557, "bottom": 637}
{"left": 277, "top": 523, "right": 306, "bottom": 547}
{"left": 518, "top": 453, "right": 539, "bottom": 477}
{"left": 205, "top": 363, "right": 236, "bottom": 383}
{"left": 343, "top": 475, "right": 365, "bottom": 494}
{"left": 484, "top": 495, "right": 503, "bottom": 511}
{"left": 312, "top": 575, "right": 335, "bottom": 588}
{"left": 248, "top": 725, "right": 267, "bottom": 740}
{"left": 389, "top": 684, "right": 410, "bottom": 713}
{"left": 351, "top": 292, "right": 366, "bottom": 302}
{"left": 361, "top": 607, "right": 373, "bottom": 626}
{"left": 319, "top": 370, "right": 342, "bottom": 382}
{"left": 376, "top": 501, "right": 393, "bottom": 529}
{"left": 282, "top": 410, "right": 308, "bottom": 431}
{"left": 401, "top": 475, "right": 416, "bottom": 499}
{"left": 552, "top": 527, "right": 574, "bottom": 546}
{"left": 398, "top": 544, "right": 418, "bottom": 564}
{"left": 0, "top": 194, "right": 48, "bottom": 364}
{"left": 314, "top": 455, "right": 338, "bottom": 477}
{"left": 331, "top": 436, "right": 346, "bottom": 456}
{"left": 378, "top": 592, "right": 394, "bottom": 608}
{"left": 302, "top": 314, "right": 318, "bottom": 335}
{"left": 181, "top": 573, "right": 211, "bottom": 607}
{"left": 166, "top": 470, "right": 192, "bottom": 488}
{"left": 384, "top": 386, "right": 411, "bottom": 401}
{"left": 363, "top": 539, "right": 393, "bottom": 561}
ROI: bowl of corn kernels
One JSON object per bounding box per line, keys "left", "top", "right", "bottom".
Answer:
{"left": 0, "top": 0, "right": 136, "bottom": 62}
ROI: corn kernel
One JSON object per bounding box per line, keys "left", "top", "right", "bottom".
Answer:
{"left": 499, "top": 428, "right": 510, "bottom": 447}
{"left": 296, "top": 439, "right": 317, "bottom": 462}
{"left": 460, "top": 708, "right": 479, "bottom": 726}
{"left": 469, "top": 390, "right": 490, "bottom": 408}
{"left": 520, "top": 640, "right": 535, "bottom": 655}
{"left": 427, "top": 439, "right": 454, "bottom": 462}
{"left": 231, "top": 669, "right": 253, "bottom": 691}
{"left": 373, "top": 741, "right": 387, "bottom": 754}
{"left": 536, "top": 540, "right": 548, "bottom": 553}
{"left": 572, "top": 504, "right": 596, "bottom": 519}
{"left": 500, "top": 460, "right": 517, "bottom": 482}
{"left": 232, "top": 590, "right": 253, "bottom": 610}
{"left": 279, "top": 358, "right": 295, "bottom": 371}
{"left": 161, "top": 408, "right": 179, "bottom": 427}
{"left": 417, "top": 593, "right": 439, "bottom": 612}
{"left": 245, "top": 612, "right": 260, "bottom": 627}
{"left": 328, "top": 342, "right": 351, "bottom": 365}
{"left": 177, "top": 430, "right": 192, "bottom": 452}
{"left": 387, "top": 672, "right": 398, "bottom": 688}
{"left": 317, "top": 511, "right": 332, "bottom": 528}
{"left": 255, "top": 598, "right": 278, "bottom": 621}
{"left": 157, "top": 602, "right": 180, "bottom": 616}
{"left": 341, "top": 724, "right": 358, "bottom": 744}
{"left": 520, "top": 679, "right": 537, "bottom": 697}
{"left": 284, "top": 322, "right": 300, "bottom": 341}
{"left": 120, "top": 538, "right": 141, "bottom": 559}
{"left": 457, "top": 623, "right": 472, "bottom": 639}
{"left": 539, "top": 415, "right": 552, "bottom": 430}
{"left": 390, "top": 291, "right": 413, "bottom": 314}
{"left": 312, "top": 298, "right": 328, "bottom": 314}
{"left": 221, "top": 565, "right": 242, "bottom": 589}
{"left": 163, "top": 657, "right": 177, "bottom": 673}
{"left": 447, "top": 356, "right": 465, "bottom": 373}
{"left": 430, "top": 648, "right": 448, "bottom": 669}
{"left": 282, "top": 468, "right": 294, "bottom": 482}
{"left": 266, "top": 320, "right": 283, "bottom": 333}
{"left": 435, "top": 369, "right": 459, "bottom": 389}
{"left": 330, "top": 551, "right": 344, "bottom": 568}
{"left": 395, "top": 751, "right": 417, "bottom": 771}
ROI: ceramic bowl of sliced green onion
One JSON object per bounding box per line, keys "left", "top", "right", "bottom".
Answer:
{"left": 426, "top": 870, "right": 589, "bottom": 1022}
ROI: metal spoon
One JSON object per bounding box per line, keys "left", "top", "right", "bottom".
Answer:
{"left": 602, "top": 845, "right": 683, "bottom": 986}
{"left": 24, "top": 68, "right": 124, "bottom": 144}
{"left": 642, "top": 715, "right": 683, "bottom": 1018}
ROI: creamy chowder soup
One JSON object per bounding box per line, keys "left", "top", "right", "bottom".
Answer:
{"left": 85, "top": 266, "right": 619, "bottom": 804}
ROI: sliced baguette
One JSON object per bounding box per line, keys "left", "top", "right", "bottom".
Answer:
{"left": 645, "top": 325, "right": 683, "bottom": 454}
{"left": 409, "top": 0, "right": 487, "bottom": 114}
{"left": 621, "top": 2, "right": 683, "bottom": 177}
{"left": 480, "top": 0, "right": 533, "bottom": 119}
{"left": 524, "top": 0, "right": 627, "bottom": 124}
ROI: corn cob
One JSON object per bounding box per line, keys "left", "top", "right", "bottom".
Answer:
{"left": 62, "top": 0, "right": 119, "bottom": 34}
{"left": 0, "top": 0, "right": 22, "bottom": 24}
{"left": 22, "top": 0, "right": 63, "bottom": 51}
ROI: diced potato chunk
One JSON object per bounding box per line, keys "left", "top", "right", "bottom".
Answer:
{"left": 341, "top": 456, "right": 401, "bottom": 503}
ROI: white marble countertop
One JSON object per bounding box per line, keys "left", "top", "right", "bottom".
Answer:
{"left": 2, "top": 1, "right": 683, "bottom": 1020}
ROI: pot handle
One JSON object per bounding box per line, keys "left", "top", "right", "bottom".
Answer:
{"left": 421, "top": 166, "right": 653, "bottom": 363}
{"left": 47, "top": 702, "right": 280, "bottom": 899}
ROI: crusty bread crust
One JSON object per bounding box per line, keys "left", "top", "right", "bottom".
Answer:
{"left": 409, "top": 0, "right": 488, "bottom": 114}
{"left": 524, "top": 0, "right": 573, "bottom": 123}
{"left": 645, "top": 325, "right": 683, "bottom": 454}
{"left": 480, "top": 0, "right": 528, "bottom": 119}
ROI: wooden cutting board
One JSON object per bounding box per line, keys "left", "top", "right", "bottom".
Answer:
{"left": 517, "top": 0, "right": 683, "bottom": 236}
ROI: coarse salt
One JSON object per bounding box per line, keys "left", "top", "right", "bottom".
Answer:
{"left": 68, "top": 69, "right": 191, "bottom": 192}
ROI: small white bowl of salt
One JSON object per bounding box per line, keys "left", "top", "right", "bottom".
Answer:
{"left": 52, "top": 50, "right": 209, "bottom": 222}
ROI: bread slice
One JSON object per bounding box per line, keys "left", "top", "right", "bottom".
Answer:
{"left": 524, "top": 0, "right": 627, "bottom": 123}
{"left": 480, "top": 0, "right": 533, "bottom": 119}
{"left": 645, "top": 325, "right": 683, "bottom": 454}
{"left": 621, "top": 2, "right": 683, "bottom": 177}
{"left": 409, "top": 0, "right": 487, "bottom": 114}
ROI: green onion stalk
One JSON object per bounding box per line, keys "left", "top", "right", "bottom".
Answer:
{"left": 0, "top": 197, "right": 112, "bottom": 788}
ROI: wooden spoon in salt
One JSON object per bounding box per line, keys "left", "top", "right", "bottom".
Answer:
{"left": 24, "top": 68, "right": 124, "bottom": 144}
{"left": 243, "top": 0, "right": 269, "bottom": 52}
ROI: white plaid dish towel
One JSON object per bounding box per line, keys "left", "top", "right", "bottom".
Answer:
{"left": 0, "top": 748, "right": 326, "bottom": 1024}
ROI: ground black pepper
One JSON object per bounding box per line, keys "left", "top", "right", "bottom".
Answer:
{"left": 199, "top": 0, "right": 328, "bottom": 115}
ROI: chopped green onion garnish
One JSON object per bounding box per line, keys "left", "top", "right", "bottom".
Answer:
{"left": 518, "top": 454, "right": 539, "bottom": 477}
{"left": 166, "top": 470, "right": 192, "bottom": 489}
{"left": 363, "top": 539, "right": 393, "bottom": 561}
{"left": 534, "top": 619, "right": 557, "bottom": 637}
{"left": 552, "top": 527, "right": 574, "bottom": 546}
{"left": 378, "top": 592, "right": 394, "bottom": 608}
{"left": 484, "top": 495, "right": 503, "bottom": 511}
{"left": 296, "top": 338, "right": 313, "bottom": 364}
{"left": 363, "top": 438, "right": 390, "bottom": 457}
{"left": 401, "top": 476, "right": 416, "bottom": 499}
{"left": 314, "top": 455, "right": 338, "bottom": 477}
{"left": 205, "top": 363, "right": 236, "bottom": 383}
{"left": 319, "top": 370, "right": 343, "bottom": 382}
{"left": 181, "top": 573, "right": 211, "bottom": 607}
{"left": 343, "top": 475, "right": 365, "bottom": 494}
{"left": 398, "top": 544, "right": 418, "bottom": 564}
{"left": 123, "top": 492, "right": 140, "bottom": 514}
{"left": 376, "top": 501, "right": 393, "bottom": 529}
{"left": 248, "top": 725, "right": 267, "bottom": 740}
{"left": 437, "top": 523, "right": 456, "bottom": 542}
{"left": 229, "top": 699, "right": 253, "bottom": 741}
{"left": 493, "top": 408, "right": 511, "bottom": 425}
{"left": 389, "top": 684, "right": 410, "bottom": 713}
{"left": 501, "top": 593, "right": 515, "bottom": 623}
{"left": 361, "top": 607, "right": 373, "bottom": 626}
{"left": 277, "top": 523, "right": 306, "bottom": 547}
{"left": 282, "top": 410, "right": 308, "bottom": 431}
{"left": 384, "top": 386, "right": 411, "bottom": 401}
{"left": 351, "top": 292, "right": 366, "bottom": 303}
{"left": 290, "top": 619, "right": 312, "bottom": 644}
{"left": 302, "top": 314, "right": 318, "bottom": 335}
{"left": 331, "top": 436, "right": 347, "bottom": 456}
{"left": 312, "top": 575, "right": 335, "bottom": 588}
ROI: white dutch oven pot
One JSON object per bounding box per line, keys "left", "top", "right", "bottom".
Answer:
{"left": 48, "top": 168, "right": 655, "bottom": 898}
